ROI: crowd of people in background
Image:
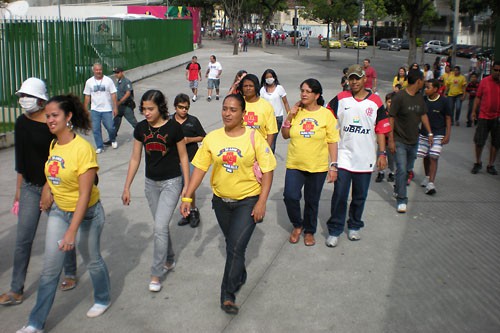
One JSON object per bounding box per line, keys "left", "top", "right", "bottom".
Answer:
{"left": 3, "top": 48, "right": 499, "bottom": 331}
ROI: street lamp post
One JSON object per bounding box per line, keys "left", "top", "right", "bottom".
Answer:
{"left": 294, "top": 5, "right": 305, "bottom": 56}
{"left": 357, "top": 1, "right": 362, "bottom": 64}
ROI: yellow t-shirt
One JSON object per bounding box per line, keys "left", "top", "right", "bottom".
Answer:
{"left": 192, "top": 127, "right": 277, "bottom": 200}
{"left": 392, "top": 76, "right": 408, "bottom": 90}
{"left": 286, "top": 106, "right": 340, "bottom": 172}
{"left": 45, "top": 135, "right": 100, "bottom": 211}
{"left": 243, "top": 98, "right": 278, "bottom": 139}
{"left": 446, "top": 74, "right": 466, "bottom": 97}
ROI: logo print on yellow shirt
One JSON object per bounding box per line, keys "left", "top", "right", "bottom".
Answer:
{"left": 46, "top": 156, "right": 65, "bottom": 185}
{"left": 218, "top": 147, "right": 243, "bottom": 173}
{"left": 244, "top": 112, "right": 260, "bottom": 128}
{"left": 299, "top": 118, "right": 319, "bottom": 138}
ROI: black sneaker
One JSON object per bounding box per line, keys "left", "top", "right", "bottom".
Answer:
{"left": 375, "top": 172, "right": 384, "bottom": 183}
{"left": 190, "top": 208, "right": 201, "bottom": 228}
{"left": 103, "top": 140, "right": 112, "bottom": 146}
{"left": 486, "top": 165, "right": 498, "bottom": 175}
{"left": 177, "top": 216, "right": 190, "bottom": 226}
{"left": 387, "top": 173, "right": 395, "bottom": 182}
{"left": 471, "top": 162, "right": 482, "bottom": 174}
{"left": 215, "top": 96, "right": 220, "bottom": 101}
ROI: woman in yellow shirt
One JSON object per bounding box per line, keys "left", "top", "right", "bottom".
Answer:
{"left": 282, "top": 78, "right": 339, "bottom": 246}
{"left": 392, "top": 67, "right": 408, "bottom": 91}
{"left": 180, "top": 94, "right": 276, "bottom": 315}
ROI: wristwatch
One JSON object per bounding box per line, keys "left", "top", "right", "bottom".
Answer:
{"left": 428, "top": 133, "right": 434, "bottom": 137}
{"left": 329, "top": 162, "right": 338, "bottom": 171}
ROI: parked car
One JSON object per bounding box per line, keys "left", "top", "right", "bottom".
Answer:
{"left": 344, "top": 37, "right": 368, "bottom": 49}
{"left": 436, "top": 44, "right": 453, "bottom": 55}
{"left": 320, "top": 37, "right": 341, "bottom": 49}
{"left": 377, "top": 39, "right": 401, "bottom": 51}
{"left": 424, "top": 40, "right": 447, "bottom": 53}
{"left": 400, "top": 39, "right": 409, "bottom": 49}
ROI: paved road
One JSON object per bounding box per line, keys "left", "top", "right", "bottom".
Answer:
{"left": 1, "top": 39, "right": 499, "bottom": 333}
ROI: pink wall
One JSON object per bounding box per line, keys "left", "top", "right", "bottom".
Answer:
{"left": 127, "top": 6, "right": 201, "bottom": 45}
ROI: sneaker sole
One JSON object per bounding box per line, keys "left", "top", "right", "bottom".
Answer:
{"left": 425, "top": 189, "right": 436, "bottom": 195}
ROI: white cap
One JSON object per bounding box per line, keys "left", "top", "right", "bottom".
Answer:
{"left": 16, "top": 78, "right": 48, "bottom": 101}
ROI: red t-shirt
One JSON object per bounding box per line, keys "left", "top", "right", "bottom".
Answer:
{"left": 365, "top": 66, "right": 377, "bottom": 89}
{"left": 186, "top": 62, "right": 201, "bottom": 81}
{"left": 476, "top": 76, "right": 500, "bottom": 119}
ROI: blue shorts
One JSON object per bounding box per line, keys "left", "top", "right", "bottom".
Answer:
{"left": 207, "top": 79, "right": 220, "bottom": 89}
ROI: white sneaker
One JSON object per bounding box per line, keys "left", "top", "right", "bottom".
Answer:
{"left": 397, "top": 203, "right": 407, "bottom": 213}
{"left": 348, "top": 229, "right": 361, "bottom": 241}
{"left": 149, "top": 281, "right": 162, "bottom": 292}
{"left": 111, "top": 141, "right": 118, "bottom": 149}
{"left": 425, "top": 182, "right": 436, "bottom": 195}
{"left": 325, "top": 235, "right": 339, "bottom": 247}
{"left": 96, "top": 148, "right": 103, "bottom": 154}
{"left": 16, "top": 326, "right": 43, "bottom": 333}
{"left": 86, "top": 303, "right": 110, "bottom": 318}
{"left": 420, "top": 176, "right": 430, "bottom": 187}
{"left": 192, "top": 95, "right": 197, "bottom": 102}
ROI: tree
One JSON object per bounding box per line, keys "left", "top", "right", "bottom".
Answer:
{"left": 220, "top": 0, "right": 245, "bottom": 55}
{"left": 364, "top": 0, "right": 388, "bottom": 57}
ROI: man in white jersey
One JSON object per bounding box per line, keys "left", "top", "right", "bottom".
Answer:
{"left": 83, "top": 63, "right": 118, "bottom": 154}
{"left": 325, "top": 64, "right": 391, "bottom": 247}
{"left": 205, "top": 55, "right": 222, "bottom": 101}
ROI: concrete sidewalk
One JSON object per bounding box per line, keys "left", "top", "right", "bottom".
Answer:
{"left": 1, "top": 39, "right": 499, "bottom": 333}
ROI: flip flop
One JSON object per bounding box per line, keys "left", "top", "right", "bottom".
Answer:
{"left": 0, "top": 291, "right": 23, "bottom": 305}
{"left": 60, "top": 277, "right": 77, "bottom": 291}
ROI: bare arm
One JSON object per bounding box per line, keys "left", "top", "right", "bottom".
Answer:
{"left": 376, "top": 133, "right": 388, "bottom": 171}
{"left": 281, "top": 102, "right": 300, "bottom": 139}
{"left": 180, "top": 167, "right": 207, "bottom": 217}
{"left": 14, "top": 173, "right": 23, "bottom": 203}
{"left": 326, "top": 142, "right": 338, "bottom": 183}
{"left": 388, "top": 117, "right": 396, "bottom": 154}
{"left": 471, "top": 96, "right": 481, "bottom": 121}
{"left": 421, "top": 114, "right": 434, "bottom": 145}
{"left": 251, "top": 171, "right": 274, "bottom": 223}
{"left": 84, "top": 95, "right": 91, "bottom": 113}
{"left": 122, "top": 139, "right": 143, "bottom": 205}
{"left": 185, "top": 136, "right": 204, "bottom": 144}
{"left": 176, "top": 139, "right": 190, "bottom": 197}
{"left": 111, "top": 93, "right": 118, "bottom": 117}
{"left": 282, "top": 95, "right": 291, "bottom": 114}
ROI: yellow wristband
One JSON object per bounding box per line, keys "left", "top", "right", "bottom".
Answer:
{"left": 181, "top": 197, "right": 193, "bottom": 203}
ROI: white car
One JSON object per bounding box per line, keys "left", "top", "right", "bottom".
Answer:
{"left": 424, "top": 40, "right": 447, "bottom": 53}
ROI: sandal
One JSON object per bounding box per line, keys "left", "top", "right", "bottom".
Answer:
{"left": 0, "top": 291, "right": 23, "bottom": 305}
{"left": 60, "top": 277, "right": 77, "bottom": 291}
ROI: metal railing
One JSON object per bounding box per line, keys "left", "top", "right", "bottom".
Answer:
{"left": 0, "top": 18, "right": 193, "bottom": 133}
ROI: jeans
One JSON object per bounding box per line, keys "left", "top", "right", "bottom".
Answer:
{"left": 144, "top": 176, "right": 182, "bottom": 277}
{"left": 467, "top": 96, "right": 476, "bottom": 126}
{"left": 28, "top": 202, "right": 110, "bottom": 330}
{"left": 270, "top": 115, "right": 283, "bottom": 154}
{"left": 283, "top": 168, "right": 327, "bottom": 234}
{"left": 326, "top": 169, "right": 372, "bottom": 236}
{"left": 211, "top": 195, "right": 259, "bottom": 304}
{"left": 91, "top": 110, "right": 116, "bottom": 149}
{"left": 395, "top": 142, "right": 418, "bottom": 205}
{"left": 449, "top": 95, "right": 463, "bottom": 123}
{"left": 114, "top": 104, "right": 138, "bottom": 135}
{"left": 11, "top": 181, "right": 76, "bottom": 295}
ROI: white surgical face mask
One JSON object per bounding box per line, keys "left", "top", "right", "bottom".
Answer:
{"left": 19, "top": 97, "right": 41, "bottom": 113}
{"left": 265, "top": 78, "right": 275, "bottom": 85}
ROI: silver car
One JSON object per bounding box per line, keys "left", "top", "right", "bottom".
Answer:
{"left": 424, "top": 40, "right": 447, "bottom": 53}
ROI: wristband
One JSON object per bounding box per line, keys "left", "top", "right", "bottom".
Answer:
{"left": 282, "top": 120, "right": 291, "bottom": 129}
{"left": 377, "top": 151, "right": 387, "bottom": 156}
{"left": 181, "top": 197, "right": 193, "bottom": 203}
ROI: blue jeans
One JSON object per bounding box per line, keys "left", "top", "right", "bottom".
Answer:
{"left": 114, "top": 104, "right": 138, "bottom": 135}
{"left": 211, "top": 195, "right": 258, "bottom": 304}
{"left": 395, "top": 142, "right": 418, "bottom": 205}
{"left": 28, "top": 202, "right": 110, "bottom": 330}
{"left": 144, "top": 176, "right": 182, "bottom": 277}
{"left": 283, "top": 168, "right": 327, "bottom": 234}
{"left": 270, "top": 115, "right": 283, "bottom": 154}
{"left": 11, "top": 181, "right": 76, "bottom": 295}
{"left": 326, "top": 169, "right": 372, "bottom": 236}
{"left": 449, "top": 95, "right": 463, "bottom": 123}
{"left": 91, "top": 110, "right": 116, "bottom": 149}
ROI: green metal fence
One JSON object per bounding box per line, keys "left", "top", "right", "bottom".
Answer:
{"left": 0, "top": 18, "right": 193, "bottom": 134}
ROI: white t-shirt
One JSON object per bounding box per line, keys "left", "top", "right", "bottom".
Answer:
{"left": 260, "top": 85, "right": 287, "bottom": 117}
{"left": 83, "top": 75, "right": 117, "bottom": 112}
{"left": 207, "top": 61, "right": 222, "bottom": 79}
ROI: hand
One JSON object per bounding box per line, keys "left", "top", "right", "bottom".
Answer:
{"left": 377, "top": 155, "right": 387, "bottom": 171}
{"left": 59, "top": 230, "right": 77, "bottom": 252}
{"left": 327, "top": 170, "right": 338, "bottom": 183}
{"left": 113, "top": 108, "right": 118, "bottom": 117}
{"left": 460, "top": 95, "right": 465, "bottom": 101}
{"left": 471, "top": 112, "right": 477, "bottom": 121}
{"left": 428, "top": 136, "right": 434, "bottom": 146}
{"left": 289, "top": 102, "right": 301, "bottom": 117}
{"left": 40, "top": 187, "right": 53, "bottom": 211}
{"left": 122, "top": 189, "right": 131, "bottom": 205}
{"left": 442, "top": 135, "right": 450, "bottom": 145}
{"left": 251, "top": 200, "right": 266, "bottom": 223}
{"left": 180, "top": 202, "right": 191, "bottom": 218}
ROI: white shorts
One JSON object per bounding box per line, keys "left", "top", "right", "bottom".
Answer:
{"left": 417, "top": 134, "right": 444, "bottom": 159}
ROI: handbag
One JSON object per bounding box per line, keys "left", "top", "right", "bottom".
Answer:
{"left": 250, "top": 130, "right": 263, "bottom": 184}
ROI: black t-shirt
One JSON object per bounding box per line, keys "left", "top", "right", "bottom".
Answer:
{"left": 171, "top": 113, "right": 206, "bottom": 161}
{"left": 389, "top": 90, "right": 428, "bottom": 145}
{"left": 421, "top": 95, "right": 451, "bottom": 136}
{"left": 15, "top": 114, "right": 54, "bottom": 186}
{"left": 133, "top": 119, "right": 185, "bottom": 181}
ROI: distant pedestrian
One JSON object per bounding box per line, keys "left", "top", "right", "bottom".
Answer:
{"left": 470, "top": 60, "right": 500, "bottom": 175}
{"left": 392, "top": 67, "right": 408, "bottom": 91}
{"left": 465, "top": 72, "right": 480, "bottom": 127}
{"left": 389, "top": 69, "right": 433, "bottom": 213}
{"left": 445, "top": 65, "right": 466, "bottom": 126}
{"left": 122, "top": 90, "right": 190, "bottom": 292}
{"left": 325, "top": 64, "right": 390, "bottom": 247}
{"left": 109, "top": 67, "right": 137, "bottom": 141}
{"left": 83, "top": 63, "right": 118, "bottom": 153}
{"left": 205, "top": 55, "right": 222, "bottom": 101}
{"left": 171, "top": 93, "right": 206, "bottom": 228}
{"left": 418, "top": 79, "right": 452, "bottom": 195}
{"left": 375, "top": 92, "right": 397, "bottom": 183}
{"left": 341, "top": 67, "right": 349, "bottom": 91}
{"left": 186, "top": 56, "right": 202, "bottom": 102}
{"left": 363, "top": 58, "right": 378, "bottom": 92}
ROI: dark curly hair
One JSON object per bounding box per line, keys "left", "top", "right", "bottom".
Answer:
{"left": 140, "top": 90, "right": 169, "bottom": 119}
{"left": 46, "top": 94, "right": 91, "bottom": 133}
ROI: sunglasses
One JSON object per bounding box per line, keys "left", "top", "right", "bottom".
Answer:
{"left": 176, "top": 105, "right": 190, "bottom": 110}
